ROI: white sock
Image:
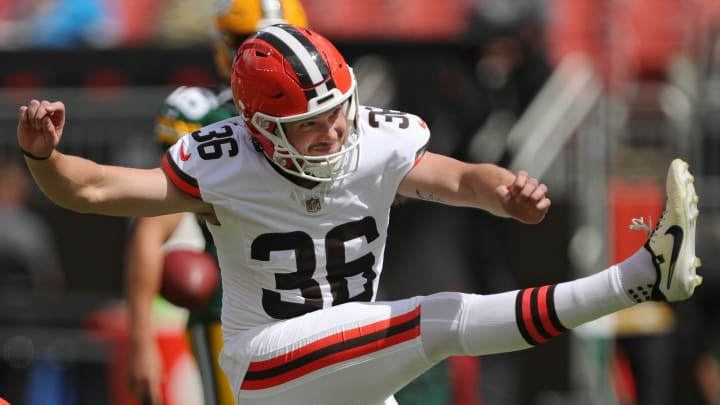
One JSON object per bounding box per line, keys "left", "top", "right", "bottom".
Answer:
{"left": 553, "top": 265, "right": 635, "bottom": 329}
{"left": 615, "top": 247, "right": 657, "bottom": 303}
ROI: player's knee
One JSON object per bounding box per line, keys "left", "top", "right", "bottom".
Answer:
{"left": 419, "top": 292, "right": 472, "bottom": 361}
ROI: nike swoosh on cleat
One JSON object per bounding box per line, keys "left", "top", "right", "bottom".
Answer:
{"left": 664, "top": 225, "right": 684, "bottom": 290}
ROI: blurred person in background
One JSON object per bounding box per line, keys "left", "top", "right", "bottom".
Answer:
{"left": 123, "top": 2, "right": 308, "bottom": 405}
{"left": 0, "top": 157, "right": 64, "bottom": 405}
{"left": 0, "top": 157, "right": 63, "bottom": 301}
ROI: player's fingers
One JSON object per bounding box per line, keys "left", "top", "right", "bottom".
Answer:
{"left": 26, "top": 99, "right": 39, "bottom": 112}
{"left": 42, "top": 102, "right": 66, "bottom": 136}
{"left": 46, "top": 100, "right": 64, "bottom": 110}
{"left": 44, "top": 101, "right": 65, "bottom": 120}
{"left": 510, "top": 170, "right": 528, "bottom": 195}
{"left": 495, "top": 184, "right": 511, "bottom": 203}
{"left": 529, "top": 182, "right": 548, "bottom": 202}
{"left": 18, "top": 106, "right": 29, "bottom": 127}
{"left": 31, "top": 100, "right": 53, "bottom": 131}
{"left": 29, "top": 99, "right": 45, "bottom": 117}
{"left": 38, "top": 101, "right": 56, "bottom": 132}
{"left": 43, "top": 116, "right": 55, "bottom": 134}
{"left": 518, "top": 177, "right": 539, "bottom": 200}
{"left": 536, "top": 197, "right": 551, "bottom": 211}
{"left": 39, "top": 100, "right": 52, "bottom": 117}
{"left": 26, "top": 100, "right": 42, "bottom": 129}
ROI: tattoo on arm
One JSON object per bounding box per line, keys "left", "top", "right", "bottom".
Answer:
{"left": 415, "top": 189, "right": 442, "bottom": 203}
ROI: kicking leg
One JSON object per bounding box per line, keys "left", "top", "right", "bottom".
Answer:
{"left": 421, "top": 158, "right": 702, "bottom": 359}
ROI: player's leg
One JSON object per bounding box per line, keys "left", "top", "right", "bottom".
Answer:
{"left": 422, "top": 158, "right": 701, "bottom": 360}
{"left": 187, "top": 320, "right": 235, "bottom": 405}
{"left": 220, "top": 247, "right": 670, "bottom": 405}
{"left": 221, "top": 297, "right": 432, "bottom": 405}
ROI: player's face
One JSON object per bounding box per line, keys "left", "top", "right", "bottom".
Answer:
{"left": 284, "top": 105, "right": 348, "bottom": 156}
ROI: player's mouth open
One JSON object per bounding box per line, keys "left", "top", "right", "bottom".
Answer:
{"left": 310, "top": 143, "right": 337, "bottom": 154}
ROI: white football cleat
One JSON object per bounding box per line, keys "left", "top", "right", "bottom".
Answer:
{"left": 630, "top": 159, "right": 702, "bottom": 302}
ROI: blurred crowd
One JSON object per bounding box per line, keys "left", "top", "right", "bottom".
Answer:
{"left": 0, "top": 0, "right": 544, "bottom": 48}
{"left": 0, "top": 0, "right": 215, "bottom": 49}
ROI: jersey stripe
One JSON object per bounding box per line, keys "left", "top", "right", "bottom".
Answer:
{"left": 162, "top": 153, "right": 201, "bottom": 198}
{"left": 256, "top": 25, "right": 335, "bottom": 101}
{"left": 413, "top": 139, "right": 429, "bottom": 167}
{"left": 240, "top": 305, "right": 421, "bottom": 390}
{"left": 515, "top": 286, "right": 568, "bottom": 346}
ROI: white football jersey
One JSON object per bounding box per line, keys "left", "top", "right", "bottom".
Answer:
{"left": 162, "top": 106, "right": 430, "bottom": 339}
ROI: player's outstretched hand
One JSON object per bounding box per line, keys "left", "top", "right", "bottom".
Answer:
{"left": 17, "top": 99, "right": 65, "bottom": 160}
{"left": 495, "top": 170, "right": 551, "bottom": 225}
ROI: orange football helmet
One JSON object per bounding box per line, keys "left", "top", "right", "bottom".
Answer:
{"left": 231, "top": 24, "right": 360, "bottom": 182}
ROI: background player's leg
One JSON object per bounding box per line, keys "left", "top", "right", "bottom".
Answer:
{"left": 187, "top": 321, "right": 234, "bottom": 405}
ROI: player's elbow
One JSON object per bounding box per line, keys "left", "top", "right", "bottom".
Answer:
{"left": 50, "top": 187, "right": 105, "bottom": 214}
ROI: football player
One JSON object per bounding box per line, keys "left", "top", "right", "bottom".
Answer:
{"left": 18, "top": 24, "right": 702, "bottom": 405}
{"left": 123, "top": 2, "right": 307, "bottom": 405}
{"left": 125, "top": 86, "right": 234, "bottom": 405}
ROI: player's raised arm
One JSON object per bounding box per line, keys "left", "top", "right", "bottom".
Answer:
{"left": 398, "top": 151, "right": 550, "bottom": 224}
{"left": 17, "top": 99, "right": 207, "bottom": 218}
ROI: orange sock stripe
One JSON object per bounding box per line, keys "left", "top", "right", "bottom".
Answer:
{"left": 516, "top": 286, "right": 567, "bottom": 346}
{"left": 518, "top": 288, "right": 548, "bottom": 345}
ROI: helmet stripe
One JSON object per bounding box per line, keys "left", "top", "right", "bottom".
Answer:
{"left": 258, "top": 25, "right": 336, "bottom": 101}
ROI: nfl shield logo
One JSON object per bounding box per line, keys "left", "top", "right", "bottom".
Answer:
{"left": 305, "top": 197, "right": 321, "bottom": 213}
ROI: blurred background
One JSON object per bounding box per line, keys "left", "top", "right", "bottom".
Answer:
{"left": 0, "top": 0, "right": 719, "bottom": 404}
